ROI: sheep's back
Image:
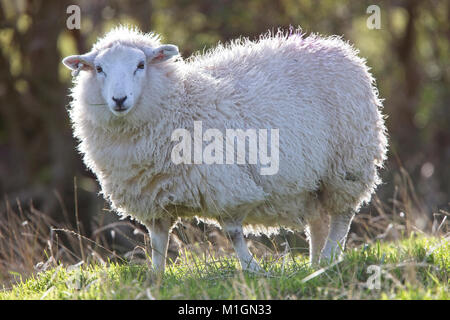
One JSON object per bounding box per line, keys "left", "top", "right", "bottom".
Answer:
{"left": 186, "top": 33, "right": 386, "bottom": 201}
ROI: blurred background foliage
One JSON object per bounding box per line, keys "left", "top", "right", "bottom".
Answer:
{"left": 0, "top": 0, "right": 449, "bottom": 269}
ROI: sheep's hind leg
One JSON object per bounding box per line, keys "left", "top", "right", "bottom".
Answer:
{"left": 320, "top": 211, "right": 354, "bottom": 263}
{"left": 146, "top": 217, "right": 173, "bottom": 274}
{"left": 306, "top": 212, "right": 330, "bottom": 265}
{"left": 222, "top": 221, "right": 262, "bottom": 272}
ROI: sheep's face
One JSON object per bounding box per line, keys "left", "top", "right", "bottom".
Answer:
{"left": 94, "top": 46, "right": 146, "bottom": 116}
{"left": 63, "top": 43, "right": 179, "bottom": 118}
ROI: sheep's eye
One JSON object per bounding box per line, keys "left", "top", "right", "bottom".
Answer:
{"left": 96, "top": 66, "right": 103, "bottom": 73}
{"left": 137, "top": 62, "right": 145, "bottom": 70}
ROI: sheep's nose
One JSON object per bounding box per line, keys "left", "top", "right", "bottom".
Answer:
{"left": 112, "top": 96, "right": 127, "bottom": 109}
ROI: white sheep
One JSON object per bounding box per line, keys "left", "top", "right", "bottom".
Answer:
{"left": 62, "top": 26, "right": 387, "bottom": 273}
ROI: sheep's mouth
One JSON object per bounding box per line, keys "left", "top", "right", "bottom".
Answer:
{"left": 113, "top": 106, "right": 128, "bottom": 112}
{"left": 111, "top": 106, "right": 132, "bottom": 117}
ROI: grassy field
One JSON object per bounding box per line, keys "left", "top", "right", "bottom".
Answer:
{"left": 1, "top": 235, "right": 447, "bottom": 300}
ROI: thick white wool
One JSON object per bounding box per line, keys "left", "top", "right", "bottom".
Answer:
{"left": 68, "top": 27, "right": 388, "bottom": 235}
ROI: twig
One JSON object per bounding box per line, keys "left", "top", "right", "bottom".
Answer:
{"left": 74, "top": 177, "right": 85, "bottom": 262}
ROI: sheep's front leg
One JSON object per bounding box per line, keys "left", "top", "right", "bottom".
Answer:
{"left": 146, "top": 218, "right": 172, "bottom": 274}
{"left": 306, "top": 212, "right": 330, "bottom": 265}
{"left": 320, "top": 211, "right": 354, "bottom": 263}
{"left": 222, "top": 221, "right": 261, "bottom": 272}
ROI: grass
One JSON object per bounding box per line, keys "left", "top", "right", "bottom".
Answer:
{"left": 0, "top": 167, "right": 448, "bottom": 299}
{"left": 1, "top": 234, "right": 448, "bottom": 300}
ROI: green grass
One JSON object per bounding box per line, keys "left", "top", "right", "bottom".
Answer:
{"left": 1, "top": 235, "right": 448, "bottom": 300}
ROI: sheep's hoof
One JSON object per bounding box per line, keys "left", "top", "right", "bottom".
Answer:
{"left": 241, "top": 261, "right": 266, "bottom": 275}
{"left": 149, "top": 266, "right": 166, "bottom": 282}
{"left": 317, "top": 253, "right": 344, "bottom": 268}
{"left": 309, "top": 259, "right": 321, "bottom": 268}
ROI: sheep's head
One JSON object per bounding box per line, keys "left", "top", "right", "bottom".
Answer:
{"left": 62, "top": 43, "right": 179, "bottom": 117}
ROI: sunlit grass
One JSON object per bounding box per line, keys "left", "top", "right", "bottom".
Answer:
{"left": 1, "top": 235, "right": 447, "bottom": 300}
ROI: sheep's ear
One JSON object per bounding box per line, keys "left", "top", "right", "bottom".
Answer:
{"left": 62, "top": 52, "right": 96, "bottom": 71}
{"left": 145, "top": 45, "right": 179, "bottom": 63}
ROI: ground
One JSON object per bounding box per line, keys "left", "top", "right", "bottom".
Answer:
{"left": 0, "top": 235, "right": 448, "bottom": 300}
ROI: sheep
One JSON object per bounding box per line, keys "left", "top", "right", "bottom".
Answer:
{"left": 62, "top": 26, "right": 388, "bottom": 273}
